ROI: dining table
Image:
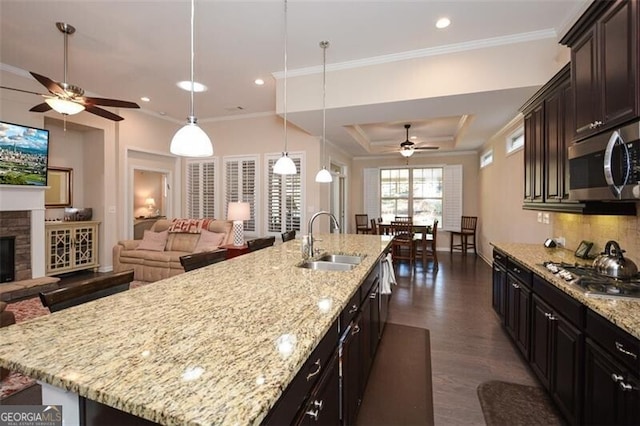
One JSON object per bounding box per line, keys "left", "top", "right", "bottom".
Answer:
{"left": 377, "top": 222, "right": 433, "bottom": 237}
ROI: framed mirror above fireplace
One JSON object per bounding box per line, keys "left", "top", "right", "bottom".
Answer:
{"left": 45, "top": 167, "right": 72, "bottom": 208}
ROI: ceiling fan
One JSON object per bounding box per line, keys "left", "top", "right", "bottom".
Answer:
{"left": 0, "top": 22, "right": 139, "bottom": 122}
{"left": 398, "top": 124, "right": 438, "bottom": 157}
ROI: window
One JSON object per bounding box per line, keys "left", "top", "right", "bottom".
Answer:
{"left": 480, "top": 149, "right": 494, "bottom": 168}
{"left": 224, "top": 156, "right": 258, "bottom": 233}
{"left": 186, "top": 158, "right": 219, "bottom": 219}
{"left": 380, "top": 167, "right": 442, "bottom": 226}
{"left": 265, "top": 153, "right": 304, "bottom": 234}
{"left": 507, "top": 128, "right": 524, "bottom": 154}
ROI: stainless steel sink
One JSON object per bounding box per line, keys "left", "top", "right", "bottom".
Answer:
{"left": 317, "top": 254, "right": 364, "bottom": 265}
{"left": 299, "top": 261, "right": 356, "bottom": 271}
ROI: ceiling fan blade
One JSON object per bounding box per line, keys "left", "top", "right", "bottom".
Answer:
{"left": 82, "top": 97, "right": 140, "bottom": 109}
{"left": 29, "top": 102, "right": 53, "bottom": 113}
{"left": 85, "top": 105, "right": 124, "bottom": 121}
{"left": 29, "top": 72, "right": 66, "bottom": 97}
{"left": 415, "top": 146, "right": 439, "bottom": 150}
{"left": 0, "top": 85, "right": 47, "bottom": 96}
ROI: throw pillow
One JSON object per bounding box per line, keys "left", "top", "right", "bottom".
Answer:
{"left": 136, "top": 230, "right": 168, "bottom": 251}
{"left": 194, "top": 229, "right": 226, "bottom": 252}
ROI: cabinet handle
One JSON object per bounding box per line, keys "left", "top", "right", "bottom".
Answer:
{"left": 305, "top": 409, "right": 319, "bottom": 421}
{"left": 370, "top": 292, "right": 377, "bottom": 299}
{"left": 619, "top": 382, "right": 637, "bottom": 392}
{"left": 544, "top": 312, "right": 557, "bottom": 321}
{"left": 312, "top": 400, "right": 324, "bottom": 411}
{"left": 615, "top": 341, "right": 638, "bottom": 360}
{"left": 513, "top": 267, "right": 521, "bottom": 273}
{"left": 495, "top": 255, "right": 502, "bottom": 260}
{"left": 594, "top": 120, "right": 603, "bottom": 128}
{"left": 611, "top": 373, "right": 624, "bottom": 383}
{"left": 352, "top": 324, "right": 361, "bottom": 335}
{"left": 306, "top": 359, "right": 322, "bottom": 381}
{"left": 511, "top": 282, "right": 520, "bottom": 289}
{"left": 349, "top": 304, "right": 358, "bottom": 314}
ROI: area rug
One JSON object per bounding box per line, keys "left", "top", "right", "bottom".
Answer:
{"left": 477, "top": 380, "right": 565, "bottom": 426}
{"left": 357, "top": 323, "right": 434, "bottom": 425}
{"left": 1, "top": 281, "right": 150, "bottom": 400}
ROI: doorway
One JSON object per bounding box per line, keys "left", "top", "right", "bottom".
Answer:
{"left": 330, "top": 162, "right": 347, "bottom": 233}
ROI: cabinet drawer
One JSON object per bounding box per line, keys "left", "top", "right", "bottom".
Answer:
{"left": 263, "top": 319, "right": 339, "bottom": 426}
{"left": 533, "top": 275, "right": 584, "bottom": 327}
{"left": 493, "top": 249, "right": 507, "bottom": 268}
{"left": 586, "top": 309, "right": 639, "bottom": 373}
{"left": 507, "top": 259, "right": 532, "bottom": 288}
{"left": 340, "top": 289, "right": 361, "bottom": 335}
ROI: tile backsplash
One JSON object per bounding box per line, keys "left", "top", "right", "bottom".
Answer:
{"left": 553, "top": 208, "right": 640, "bottom": 263}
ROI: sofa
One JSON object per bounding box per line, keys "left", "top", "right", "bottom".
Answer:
{"left": 113, "top": 218, "right": 233, "bottom": 282}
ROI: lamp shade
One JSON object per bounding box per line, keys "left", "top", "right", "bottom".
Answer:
{"left": 315, "top": 167, "right": 332, "bottom": 183}
{"left": 273, "top": 153, "right": 297, "bottom": 175}
{"left": 145, "top": 198, "right": 156, "bottom": 208}
{"left": 170, "top": 119, "right": 213, "bottom": 157}
{"left": 45, "top": 98, "right": 85, "bottom": 115}
{"left": 400, "top": 146, "right": 415, "bottom": 157}
{"left": 227, "top": 202, "right": 251, "bottom": 221}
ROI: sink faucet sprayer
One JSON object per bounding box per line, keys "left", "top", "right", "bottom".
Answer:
{"left": 303, "top": 211, "right": 340, "bottom": 258}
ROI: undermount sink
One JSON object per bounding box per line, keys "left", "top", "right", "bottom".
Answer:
{"left": 299, "top": 261, "right": 356, "bottom": 271}
{"left": 317, "top": 254, "right": 365, "bottom": 265}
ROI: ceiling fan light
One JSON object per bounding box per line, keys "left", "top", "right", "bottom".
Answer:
{"left": 45, "top": 98, "right": 85, "bottom": 115}
{"left": 170, "top": 117, "right": 213, "bottom": 157}
{"left": 400, "top": 147, "right": 415, "bottom": 158}
{"left": 315, "top": 167, "right": 333, "bottom": 183}
{"left": 274, "top": 152, "right": 297, "bottom": 175}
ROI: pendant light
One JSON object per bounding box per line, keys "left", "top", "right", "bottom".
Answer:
{"left": 170, "top": 0, "right": 213, "bottom": 157}
{"left": 315, "top": 41, "right": 332, "bottom": 183}
{"left": 273, "top": 0, "right": 297, "bottom": 175}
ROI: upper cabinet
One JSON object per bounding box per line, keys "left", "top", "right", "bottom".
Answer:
{"left": 560, "top": 0, "right": 639, "bottom": 142}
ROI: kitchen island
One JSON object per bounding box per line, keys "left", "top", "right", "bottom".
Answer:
{"left": 0, "top": 234, "right": 391, "bottom": 425}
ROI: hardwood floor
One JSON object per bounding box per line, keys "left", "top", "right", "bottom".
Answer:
{"left": 387, "top": 254, "right": 537, "bottom": 425}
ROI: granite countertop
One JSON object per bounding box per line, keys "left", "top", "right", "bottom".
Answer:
{"left": 492, "top": 242, "right": 640, "bottom": 340}
{"left": 0, "top": 234, "right": 391, "bottom": 425}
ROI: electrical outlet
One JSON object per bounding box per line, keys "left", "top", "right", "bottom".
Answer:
{"left": 543, "top": 213, "right": 550, "bottom": 224}
{"left": 537, "top": 212, "right": 542, "bottom": 223}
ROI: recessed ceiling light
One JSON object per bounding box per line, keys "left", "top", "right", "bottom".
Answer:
{"left": 436, "top": 17, "right": 451, "bottom": 29}
{"left": 254, "top": 78, "right": 265, "bottom": 86}
{"left": 140, "top": 96, "right": 150, "bottom": 102}
{"left": 177, "top": 81, "right": 207, "bottom": 92}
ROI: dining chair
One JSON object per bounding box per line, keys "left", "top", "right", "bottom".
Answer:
{"left": 390, "top": 220, "right": 415, "bottom": 267}
{"left": 370, "top": 218, "right": 378, "bottom": 235}
{"left": 394, "top": 215, "right": 413, "bottom": 223}
{"left": 281, "top": 229, "right": 296, "bottom": 242}
{"left": 180, "top": 248, "right": 228, "bottom": 272}
{"left": 415, "top": 220, "right": 438, "bottom": 269}
{"left": 247, "top": 236, "right": 276, "bottom": 252}
{"left": 355, "top": 214, "right": 373, "bottom": 234}
{"left": 39, "top": 270, "right": 134, "bottom": 313}
{"left": 450, "top": 216, "right": 478, "bottom": 255}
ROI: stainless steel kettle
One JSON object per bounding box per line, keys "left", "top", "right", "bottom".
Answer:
{"left": 592, "top": 240, "right": 638, "bottom": 279}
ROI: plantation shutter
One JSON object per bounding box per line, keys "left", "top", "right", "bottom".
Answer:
{"left": 186, "top": 159, "right": 217, "bottom": 219}
{"left": 224, "top": 156, "right": 258, "bottom": 233}
{"left": 266, "top": 154, "right": 303, "bottom": 234}
{"left": 442, "top": 164, "right": 463, "bottom": 231}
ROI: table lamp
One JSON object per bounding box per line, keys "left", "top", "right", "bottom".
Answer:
{"left": 227, "top": 202, "right": 251, "bottom": 246}
{"left": 145, "top": 198, "right": 156, "bottom": 216}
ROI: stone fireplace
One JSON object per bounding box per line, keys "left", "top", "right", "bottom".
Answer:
{"left": 0, "top": 186, "right": 46, "bottom": 280}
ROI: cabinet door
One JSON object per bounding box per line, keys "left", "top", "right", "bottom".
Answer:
{"left": 531, "top": 295, "right": 552, "bottom": 389}
{"left": 584, "top": 338, "right": 640, "bottom": 425}
{"left": 297, "top": 353, "right": 340, "bottom": 426}
{"left": 545, "top": 92, "right": 562, "bottom": 202}
{"left": 505, "top": 276, "right": 519, "bottom": 341}
{"left": 572, "top": 27, "right": 599, "bottom": 139}
{"left": 551, "top": 315, "right": 583, "bottom": 425}
{"left": 561, "top": 83, "right": 574, "bottom": 201}
{"left": 46, "top": 227, "right": 73, "bottom": 274}
{"left": 515, "top": 284, "right": 531, "bottom": 360}
{"left": 524, "top": 104, "right": 545, "bottom": 202}
{"left": 599, "top": 0, "right": 638, "bottom": 127}
{"left": 73, "top": 224, "right": 97, "bottom": 268}
{"left": 341, "top": 316, "right": 363, "bottom": 426}
{"left": 524, "top": 112, "right": 534, "bottom": 201}
{"left": 492, "top": 263, "right": 506, "bottom": 321}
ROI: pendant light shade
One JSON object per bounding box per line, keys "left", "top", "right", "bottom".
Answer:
{"left": 170, "top": 0, "right": 213, "bottom": 157}
{"left": 315, "top": 40, "right": 332, "bottom": 183}
{"left": 274, "top": 0, "right": 297, "bottom": 175}
{"left": 45, "top": 98, "right": 85, "bottom": 115}
{"left": 400, "top": 146, "right": 415, "bottom": 157}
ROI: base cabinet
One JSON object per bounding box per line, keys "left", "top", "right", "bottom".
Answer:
{"left": 296, "top": 353, "right": 341, "bottom": 425}
{"left": 491, "top": 250, "right": 507, "bottom": 322}
{"left": 45, "top": 221, "right": 100, "bottom": 276}
{"left": 505, "top": 259, "right": 532, "bottom": 360}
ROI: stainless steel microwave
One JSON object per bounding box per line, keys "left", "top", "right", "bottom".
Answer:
{"left": 568, "top": 121, "right": 640, "bottom": 201}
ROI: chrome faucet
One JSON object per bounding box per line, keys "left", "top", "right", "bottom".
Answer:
{"left": 305, "top": 211, "right": 340, "bottom": 258}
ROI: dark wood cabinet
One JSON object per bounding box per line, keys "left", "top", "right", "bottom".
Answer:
{"left": 561, "top": 0, "right": 640, "bottom": 141}
{"left": 530, "top": 294, "right": 583, "bottom": 424}
{"left": 524, "top": 104, "right": 545, "bottom": 203}
{"left": 504, "top": 260, "right": 532, "bottom": 360}
{"left": 491, "top": 250, "right": 507, "bottom": 322}
{"left": 342, "top": 313, "right": 363, "bottom": 426}
{"left": 297, "top": 353, "right": 341, "bottom": 426}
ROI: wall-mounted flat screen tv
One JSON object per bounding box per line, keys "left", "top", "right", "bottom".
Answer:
{"left": 0, "top": 121, "right": 49, "bottom": 186}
